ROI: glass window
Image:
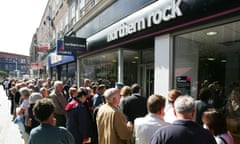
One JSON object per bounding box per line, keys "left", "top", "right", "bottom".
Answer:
{"left": 79, "top": 50, "right": 118, "bottom": 87}
{"left": 174, "top": 20, "right": 240, "bottom": 134}
{"left": 123, "top": 50, "right": 139, "bottom": 85}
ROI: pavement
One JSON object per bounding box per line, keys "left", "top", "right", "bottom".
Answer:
{"left": 0, "top": 85, "right": 24, "bottom": 144}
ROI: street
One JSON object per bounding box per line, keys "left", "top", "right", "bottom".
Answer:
{"left": 0, "top": 85, "right": 24, "bottom": 144}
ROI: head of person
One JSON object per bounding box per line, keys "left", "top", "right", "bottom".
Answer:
{"left": 147, "top": 94, "right": 166, "bottom": 119}
{"left": 76, "top": 87, "right": 88, "bottom": 103}
{"left": 98, "top": 84, "right": 106, "bottom": 95}
{"left": 131, "top": 83, "right": 141, "bottom": 94}
{"left": 116, "top": 82, "right": 124, "bottom": 89}
{"left": 198, "top": 87, "right": 212, "bottom": 102}
{"left": 84, "top": 78, "right": 90, "bottom": 87}
{"left": 42, "top": 82, "right": 49, "bottom": 89}
{"left": 28, "top": 83, "right": 35, "bottom": 91}
{"left": 33, "top": 98, "right": 56, "bottom": 126}
{"left": 29, "top": 92, "right": 42, "bottom": 105}
{"left": 54, "top": 81, "right": 63, "bottom": 93}
{"left": 37, "top": 79, "right": 44, "bottom": 87}
{"left": 40, "top": 87, "right": 49, "bottom": 98}
{"left": 202, "top": 109, "right": 227, "bottom": 136}
{"left": 19, "top": 87, "right": 31, "bottom": 99}
{"left": 120, "top": 86, "right": 131, "bottom": 97}
{"left": 168, "top": 89, "right": 182, "bottom": 103}
{"left": 174, "top": 95, "right": 195, "bottom": 120}
{"left": 69, "top": 87, "right": 77, "bottom": 97}
{"left": 103, "top": 88, "right": 120, "bottom": 106}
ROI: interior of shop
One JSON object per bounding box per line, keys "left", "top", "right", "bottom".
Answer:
{"left": 175, "top": 20, "right": 240, "bottom": 101}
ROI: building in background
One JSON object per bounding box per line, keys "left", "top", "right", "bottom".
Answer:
{"left": 0, "top": 51, "right": 30, "bottom": 78}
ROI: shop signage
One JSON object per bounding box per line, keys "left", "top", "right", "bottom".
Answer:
{"left": 87, "top": 0, "right": 239, "bottom": 51}
{"left": 48, "top": 51, "right": 75, "bottom": 67}
{"left": 64, "top": 36, "right": 86, "bottom": 52}
{"left": 31, "top": 63, "right": 42, "bottom": 70}
{"left": 107, "top": 0, "right": 183, "bottom": 42}
{"left": 56, "top": 39, "right": 73, "bottom": 56}
{"left": 176, "top": 76, "right": 191, "bottom": 96}
{"left": 37, "top": 44, "right": 49, "bottom": 52}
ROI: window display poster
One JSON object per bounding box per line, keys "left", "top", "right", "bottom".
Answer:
{"left": 176, "top": 76, "right": 191, "bottom": 96}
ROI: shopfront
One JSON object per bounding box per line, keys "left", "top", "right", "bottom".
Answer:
{"left": 77, "top": 0, "right": 240, "bottom": 97}
{"left": 48, "top": 52, "right": 76, "bottom": 84}
{"left": 77, "top": 1, "right": 240, "bottom": 139}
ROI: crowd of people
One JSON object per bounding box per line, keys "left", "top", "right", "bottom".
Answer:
{"left": 1, "top": 77, "right": 239, "bottom": 144}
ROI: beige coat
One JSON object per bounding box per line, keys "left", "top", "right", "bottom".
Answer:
{"left": 96, "top": 104, "right": 132, "bottom": 144}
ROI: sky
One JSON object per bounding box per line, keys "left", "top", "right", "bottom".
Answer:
{"left": 0, "top": 0, "right": 48, "bottom": 56}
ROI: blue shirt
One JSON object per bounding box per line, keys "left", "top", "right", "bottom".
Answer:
{"left": 29, "top": 124, "right": 75, "bottom": 144}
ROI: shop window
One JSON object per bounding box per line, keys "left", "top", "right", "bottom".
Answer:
{"left": 174, "top": 20, "right": 240, "bottom": 136}
{"left": 79, "top": 50, "right": 118, "bottom": 87}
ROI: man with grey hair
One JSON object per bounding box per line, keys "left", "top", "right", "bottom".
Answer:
{"left": 150, "top": 95, "right": 216, "bottom": 144}
{"left": 96, "top": 88, "right": 133, "bottom": 144}
{"left": 48, "top": 80, "right": 67, "bottom": 127}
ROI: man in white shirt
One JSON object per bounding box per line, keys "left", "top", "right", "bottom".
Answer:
{"left": 134, "top": 94, "right": 169, "bottom": 144}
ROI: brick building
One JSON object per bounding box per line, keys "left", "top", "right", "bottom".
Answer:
{"left": 0, "top": 51, "right": 30, "bottom": 78}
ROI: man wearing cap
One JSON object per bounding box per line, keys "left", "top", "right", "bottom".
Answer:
{"left": 28, "top": 92, "right": 42, "bottom": 131}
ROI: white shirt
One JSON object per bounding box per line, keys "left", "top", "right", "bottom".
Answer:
{"left": 164, "top": 103, "right": 176, "bottom": 123}
{"left": 134, "top": 113, "right": 169, "bottom": 144}
{"left": 215, "top": 132, "right": 234, "bottom": 144}
{"left": 20, "top": 98, "right": 29, "bottom": 117}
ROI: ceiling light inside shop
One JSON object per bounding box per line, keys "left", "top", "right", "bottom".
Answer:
{"left": 134, "top": 56, "right": 139, "bottom": 59}
{"left": 207, "top": 57, "right": 215, "bottom": 61}
{"left": 206, "top": 31, "right": 217, "bottom": 36}
{"left": 131, "top": 61, "right": 137, "bottom": 64}
{"left": 221, "top": 59, "right": 227, "bottom": 63}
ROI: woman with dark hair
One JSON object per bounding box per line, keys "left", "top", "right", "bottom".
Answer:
{"left": 65, "top": 88, "right": 94, "bottom": 144}
{"left": 194, "top": 87, "right": 212, "bottom": 125}
{"left": 202, "top": 109, "right": 234, "bottom": 144}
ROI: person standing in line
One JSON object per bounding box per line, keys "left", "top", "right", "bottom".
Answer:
{"left": 48, "top": 81, "right": 67, "bottom": 127}
{"left": 67, "top": 87, "right": 77, "bottom": 103}
{"left": 150, "top": 95, "right": 217, "bottom": 144}
{"left": 164, "top": 89, "right": 182, "bottom": 123}
{"left": 93, "top": 84, "right": 106, "bottom": 109}
{"left": 28, "top": 92, "right": 42, "bottom": 132}
{"left": 202, "top": 109, "right": 234, "bottom": 144}
{"left": 120, "top": 83, "right": 147, "bottom": 124}
{"left": 29, "top": 98, "right": 74, "bottom": 144}
{"left": 39, "top": 87, "right": 49, "bottom": 98}
{"left": 96, "top": 88, "right": 133, "bottom": 144}
{"left": 119, "top": 86, "right": 131, "bottom": 105}
{"left": 134, "top": 94, "right": 169, "bottom": 144}
{"left": 194, "top": 87, "right": 212, "bottom": 125}
{"left": 66, "top": 88, "right": 94, "bottom": 144}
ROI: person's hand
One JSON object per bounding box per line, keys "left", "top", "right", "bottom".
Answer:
{"left": 127, "top": 121, "right": 133, "bottom": 132}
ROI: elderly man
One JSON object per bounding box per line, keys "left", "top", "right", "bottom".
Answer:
{"left": 48, "top": 81, "right": 67, "bottom": 127}
{"left": 134, "top": 94, "right": 168, "bottom": 144}
{"left": 96, "top": 88, "right": 133, "bottom": 144}
{"left": 150, "top": 95, "right": 217, "bottom": 144}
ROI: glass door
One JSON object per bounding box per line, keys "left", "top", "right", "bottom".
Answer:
{"left": 141, "top": 65, "right": 154, "bottom": 98}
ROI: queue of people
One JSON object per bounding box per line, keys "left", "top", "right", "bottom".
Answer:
{"left": 1, "top": 77, "right": 238, "bottom": 144}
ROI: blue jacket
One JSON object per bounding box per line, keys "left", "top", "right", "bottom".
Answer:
{"left": 66, "top": 99, "right": 94, "bottom": 144}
